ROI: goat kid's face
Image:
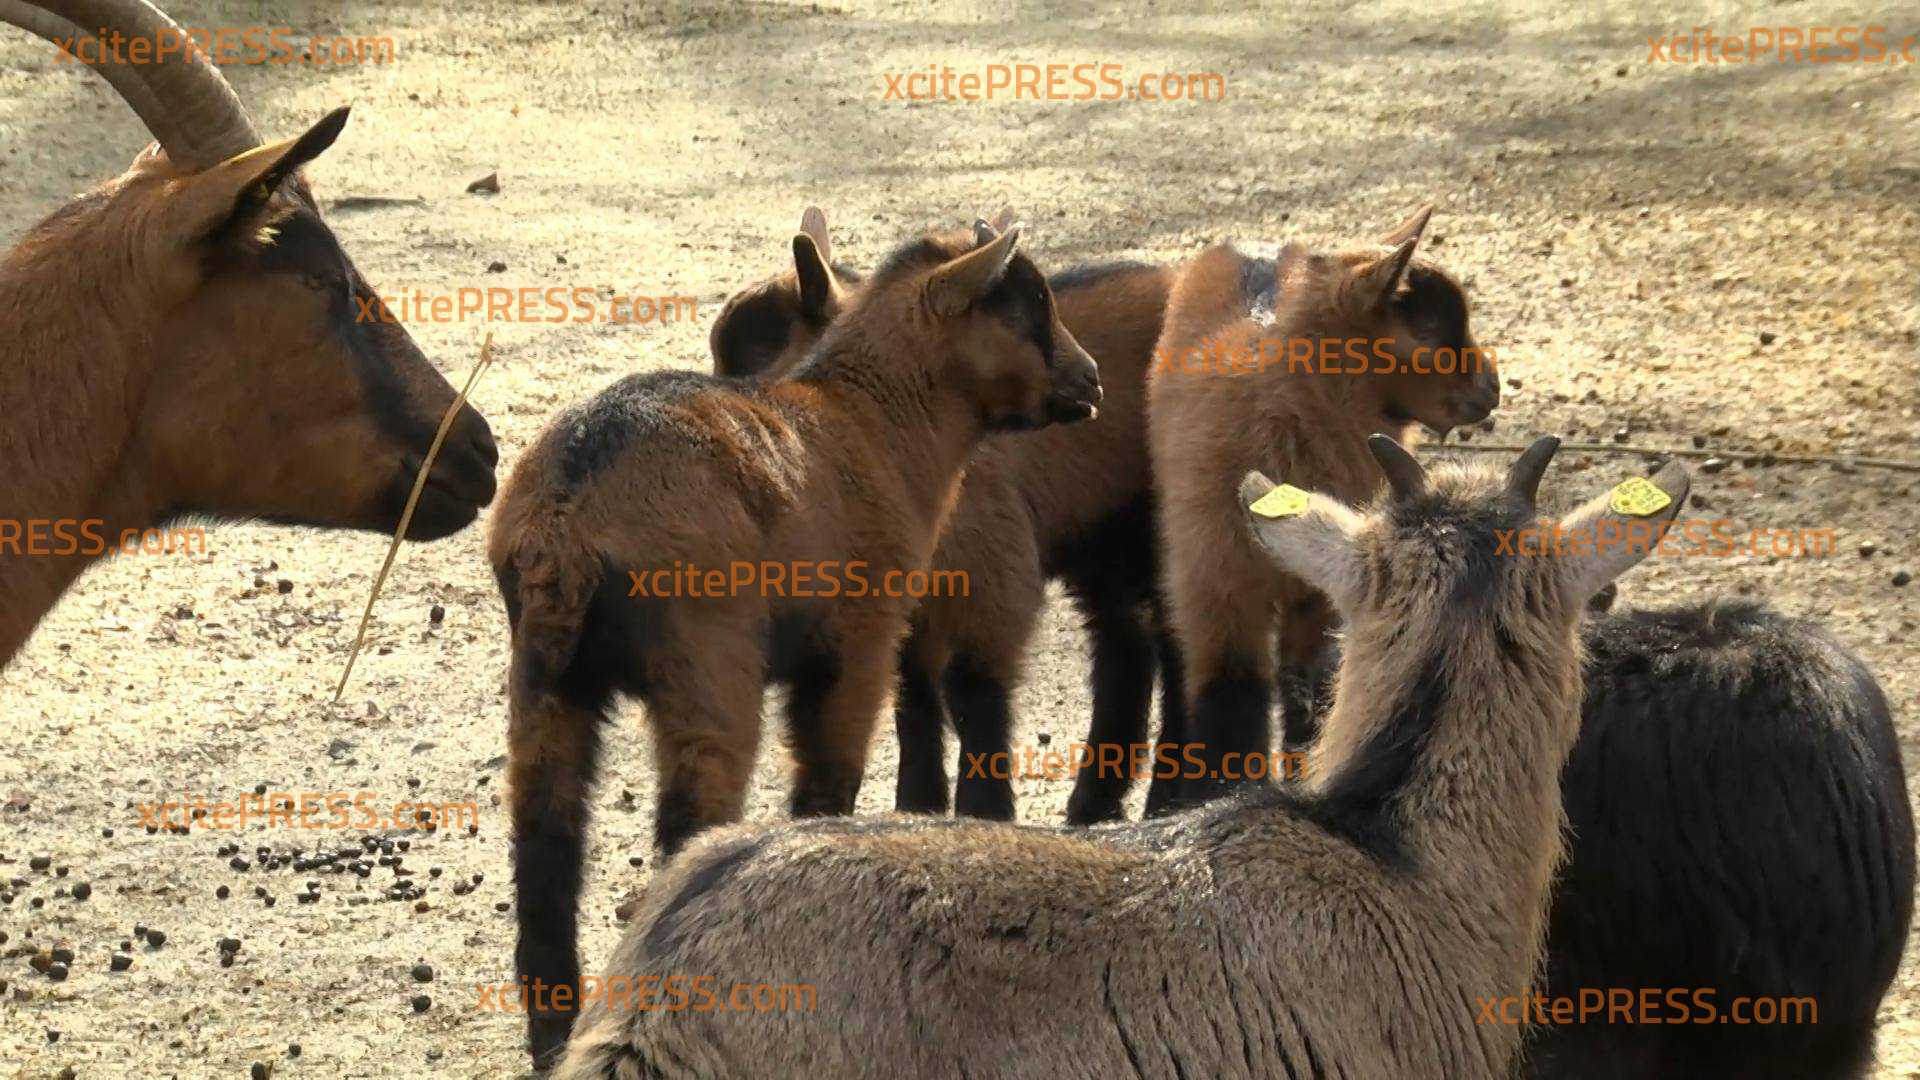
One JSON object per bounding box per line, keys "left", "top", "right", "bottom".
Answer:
{"left": 1238, "top": 437, "right": 1690, "bottom": 642}
{"left": 860, "top": 221, "right": 1102, "bottom": 430}
{"left": 125, "top": 110, "right": 497, "bottom": 539}
{"left": 1297, "top": 207, "right": 1500, "bottom": 436}
{"left": 710, "top": 207, "right": 858, "bottom": 381}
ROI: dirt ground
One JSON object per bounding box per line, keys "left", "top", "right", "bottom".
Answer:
{"left": 1, "top": 0, "right": 1915, "bottom": 1075}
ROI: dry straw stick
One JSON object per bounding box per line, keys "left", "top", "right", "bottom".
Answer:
{"left": 332, "top": 333, "right": 496, "bottom": 703}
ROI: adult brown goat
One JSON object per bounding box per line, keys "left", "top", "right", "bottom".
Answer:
{"left": 0, "top": 0, "right": 498, "bottom": 670}
{"left": 553, "top": 438, "right": 1691, "bottom": 1080}
{"left": 489, "top": 218, "right": 1100, "bottom": 1066}
{"left": 1146, "top": 208, "right": 1499, "bottom": 812}
{"left": 711, "top": 208, "right": 1179, "bottom": 825}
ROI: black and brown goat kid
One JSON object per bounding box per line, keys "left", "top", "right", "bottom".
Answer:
{"left": 488, "top": 219, "right": 1100, "bottom": 1066}
{"left": 711, "top": 208, "right": 1181, "bottom": 825}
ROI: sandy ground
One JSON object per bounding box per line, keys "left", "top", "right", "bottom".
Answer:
{"left": 0, "top": 0, "right": 1916, "bottom": 1075}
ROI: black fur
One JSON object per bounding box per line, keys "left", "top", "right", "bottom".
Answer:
{"left": 641, "top": 834, "right": 774, "bottom": 960}
{"left": 944, "top": 656, "right": 1017, "bottom": 820}
{"left": 1523, "top": 601, "right": 1914, "bottom": 1079}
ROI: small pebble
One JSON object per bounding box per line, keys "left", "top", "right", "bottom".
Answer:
{"left": 250, "top": 1062, "right": 270, "bottom": 1080}
{"left": 430, "top": 604, "right": 446, "bottom": 624}
{"left": 1699, "top": 457, "right": 1729, "bottom": 474}
{"left": 145, "top": 929, "right": 167, "bottom": 948}
{"left": 46, "top": 962, "right": 68, "bottom": 982}
{"left": 70, "top": 883, "right": 90, "bottom": 901}
{"left": 411, "top": 963, "right": 435, "bottom": 983}
{"left": 110, "top": 953, "right": 132, "bottom": 972}
{"left": 216, "top": 885, "right": 230, "bottom": 900}
{"left": 219, "top": 937, "right": 243, "bottom": 955}
{"left": 1894, "top": 570, "right": 1913, "bottom": 588}
{"left": 28, "top": 856, "right": 50, "bottom": 871}
{"left": 1758, "top": 331, "right": 1776, "bottom": 346}
{"left": 411, "top": 993, "right": 432, "bottom": 1012}
{"left": 288, "top": 1044, "right": 302, "bottom": 1058}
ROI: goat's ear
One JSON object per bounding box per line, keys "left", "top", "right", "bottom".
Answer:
{"left": 1239, "top": 471, "right": 1369, "bottom": 615}
{"left": 792, "top": 231, "right": 840, "bottom": 320}
{"left": 925, "top": 225, "right": 1020, "bottom": 317}
{"left": 799, "top": 206, "right": 832, "bottom": 265}
{"left": 1555, "top": 461, "right": 1692, "bottom": 605}
{"left": 1345, "top": 235, "right": 1419, "bottom": 312}
{"left": 988, "top": 207, "right": 1017, "bottom": 233}
{"left": 172, "top": 107, "right": 350, "bottom": 247}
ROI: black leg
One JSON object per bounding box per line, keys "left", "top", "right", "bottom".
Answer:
{"left": 944, "top": 657, "right": 1016, "bottom": 820}
{"left": 1066, "top": 603, "right": 1156, "bottom": 826}
{"left": 893, "top": 648, "right": 950, "bottom": 814}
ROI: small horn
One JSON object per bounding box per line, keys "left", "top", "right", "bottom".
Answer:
{"left": 1366, "top": 434, "right": 1429, "bottom": 501}
{"left": 799, "top": 206, "right": 832, "bottom": 267}
{"left": 1504, "top": 435, "right": 1561, "bottom": 507}
{"left": 1380, "top": 204, "right": 1434, "bottom": 248}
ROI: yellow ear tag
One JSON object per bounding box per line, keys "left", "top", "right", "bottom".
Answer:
{"left": 1250, "top": 484, "right": 1312, "bottom": 518}
{"left": 1608, "top": 477, "right": 1672, "bottom": 517}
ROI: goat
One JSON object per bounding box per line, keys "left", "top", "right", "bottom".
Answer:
{"left": 709, "top": 208, "right": 1180, "bottom": 824}
{"left": 488, "top": 219, "right": 1102, "bottom": 1066}
{"left": 1523, "top": 599, "right": 1914, "bottom": 1079}
{"left": 1145, "top": 207, "right": 1500, "bottom": 814}
{"left": 551, "top": 437, "right": 1692, "bottom": 1080}
{"left": 0, "top": 0, "right": 498, "bottom": 671}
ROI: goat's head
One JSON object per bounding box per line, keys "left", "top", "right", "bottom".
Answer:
{"left": 821, "top": 215, "right": 1101, "bottom": 430}
{"left": 710, "top": 207, "right": 862, "bottom": 381}
{"left": 1281, "top": 206, "right": 1500, "bottom": 436}
{"left": 1239, "top": 436, "right": 1689, "bottom": 653}
{"left": 3, "top": 1, "right": 497, "bottom": 540}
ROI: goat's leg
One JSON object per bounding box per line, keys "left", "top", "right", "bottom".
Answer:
{"left": 508, "top": 683, "right": 608, "bottom": 1069}
{"left": 786, "top": 621, "right": 897, "bottom": 817}
{"left": 646, "top": 622, "right": 769, "bottom": 859}
{"left": 893, "top": 629, "right": 951, "bottom": 814}
{"left": 1143, "top": 606, "right": 1190, "bottom": 818}
{"left": 1066, "top": 599, "right": 1157, "bottom": 826}
{"left": 1161, "top": 548, "right": 1278, "bottom": 812}
{"left": 945, "top": 653, "right": 1019, "bottom": 820}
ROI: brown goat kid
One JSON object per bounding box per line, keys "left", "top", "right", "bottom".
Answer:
{"left": 554, "top": 438, "right": 1691, "bottom": 1080}
{"left": 1146, "top": 208, "right": 1499, "bottom": 812}
{"left": 712, "top": 208, "right": 1179, "bottom": 824}
{"left": 0, "top": 0, "right": 497, "bottom": 671}
{"left": 489, "top": 220, "right": 1100, "bottom": 1066}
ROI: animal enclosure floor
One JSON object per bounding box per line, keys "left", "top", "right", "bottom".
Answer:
{"left": 1, "top": 0, "right": 1916, "bottom": 1075}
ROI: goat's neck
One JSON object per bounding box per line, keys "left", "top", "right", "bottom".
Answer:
{"left": 1314, "top": 622, "right": 1583, "bottom": 971}
{"left": 803, "top": 335, "right": 982, "bottom": 526}
{"left": 0, "top": 240, "right": 166, "bottom": 669}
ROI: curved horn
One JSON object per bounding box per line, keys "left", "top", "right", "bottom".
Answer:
{"left": 1504, "top": 435, "right": 1561, "bottom": 508}
{"left": 1366, "top": 434, "right": 1429, "bottom": 502}
{"left": 0, "top": 0, "right": 260, "bottom": 170}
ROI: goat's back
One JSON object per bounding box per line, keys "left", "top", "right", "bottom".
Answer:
{"left": 1530, "top": 600, "right": 1914, "bottom": 1079}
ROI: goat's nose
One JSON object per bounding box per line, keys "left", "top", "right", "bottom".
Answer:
{"left": 461, "top": 406, "right": 500, "bottom": 469}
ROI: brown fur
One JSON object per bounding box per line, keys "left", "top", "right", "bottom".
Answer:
{"left": 489, "top": 221, "right": 1100, "bottom": 1066}
{"left": 1146, "top": 209, "right": 1499, "bottom": 810}
{"left": 711, "top": 212, "right": 1177, "bottom": 824}
{"left": 0, "top": 109, "right": 496, "bottom": 670}
{"left": 553, "top": 443, "right": 1691, "bottom": 1080}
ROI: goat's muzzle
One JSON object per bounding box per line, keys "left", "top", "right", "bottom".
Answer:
{"left": 398, "top": 404, "right": 499, "bottom": 540}
{"left": 1045, "top": 324, "right": 1104, "bottom": 424}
